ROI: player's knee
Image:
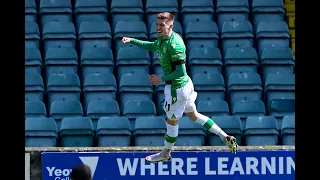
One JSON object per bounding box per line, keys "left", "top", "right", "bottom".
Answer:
{"left": 167, "top": 118, "right": 179, "bottom": 126}
{"left": 185, "top": 111, "right": 198, "bottom": 121}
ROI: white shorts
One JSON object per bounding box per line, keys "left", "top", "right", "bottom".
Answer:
{"left": 163, "top": 79, "right": 197, "bottom": 120}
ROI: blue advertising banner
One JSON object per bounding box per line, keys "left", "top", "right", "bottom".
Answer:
{"left": 42, "top": 150, "right": 295, "bottom": 180}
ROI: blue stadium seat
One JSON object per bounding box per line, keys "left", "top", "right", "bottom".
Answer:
{"left": 80, "top": 47, "right": 114, "bottom": 81}
{"left": 110, "top": 0, "right": 144, "bottom": 29}
{"left": 192, "top": 73, "right": 226, "bottom": 103}
{"left": 116, "top": 47, "right": 151, "bottom": 81}
{"left": 208, "top": 116, "right": 242, "bottom": 146}
{"left": 123, "top": 100, "right": 157, "bottom": 130}
{"left": 145, "top": 0, "right": 179, "bottom": 29}
{"left": 216, "top": 0, "right": 250, "bottom": 30}
{"left": 188, "top": 47, "right": 223, "bottom": 77}
{"left": 256, "top": 21, "right": 290, "bottom": 56}
{"left": 78, "top": 21, "right": 112, "bottom": 52}
{"left": 180, "top": 0, "right": 214, "bottom": 31}
{"left": 74, "top": 0, "right": 108, "bottom": 30}
{"left": 133, "top": 116, "right": 166, "bottom": 146}
{"left": 264, "top": 73, "right": 295, "bottom": 106}
{"left": 251, "top": 0, "right": 285, "bottom": 29}
{"left": 196, "top": 100, "right": 230, "bottom": 117}
{"left": 175, "top": 117, "right": 206, "bottom": 146}
{"left": 46, "top": 73, "right": 81, "bottom": 108}
{"left": 185, "top": 21, "right": 219, "bottom": 54}
{"left": 86, "top": 100, "right": 120, "bottom": 130}
{"left": 268, "top": 99, "right": 295, "bottom": 128}
{"left": 244, "top": 116, "right": 279, "bottom": 146}
{"left": 25, "top": 101, "right": 47, "bottom": 119}
{"left": 119, "top": 73, "right": 154, "bottom": 111}
{"left": 150, "top": 21, "right": 183, "bottom": 41}
{"left": 260, "top": 47, "right": 295, "bottom": 81}
{"left": 25, "top": 118, "right": 58, "bottom": 147}
{"left": 49, "top": 100, "right": 84, "bottom": 131}
{"left": 281, "top": 115, "right": 295, "bottom": 145}
{"left": 113, "top": 21, "right": 148, "bottom": 54}
{"left": 232, "top": 100, "right": 266, "bottom": 129}
{"left": 59, "top": 117, "right": 94, "bottom": 147}
{"left": 39, "top": 0, "right": 72, "bottom": 29}
{"left": 224, "top": 47, "right": 259, "bottom": 79}
{"left": 83, "top": 73, "right": 117, "bottom": 109}
{"left": 227, "top": 72, "right": 263, "bottom": 106}
{"left": 25, "top": 48, "right": 42, "bottom": 74}
{"left": 25, "top": 22, "right": 40, "bottom": 49}
{"left": 97, "top": 117, "right": 132, "bottom": 147}
{"left": 42, "top": 22, "right": 76, "bottom": 53}
{"left": 25, "top": 72, "right": 44, "bottom": 102}
{"left": 44, "top": 48, "right": 78, "bottom": 79}
{"left": 220, "top": 20, "right": 254, "bottom": 55}
{"left": 25, "top": 0, "right": 37, "bottom": 22}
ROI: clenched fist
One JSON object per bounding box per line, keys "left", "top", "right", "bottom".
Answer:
{"left": 122, "top": 37, "right": 131, "bottom": 44}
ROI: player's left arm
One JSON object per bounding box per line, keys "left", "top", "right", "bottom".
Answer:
{"left": 161, "top": 43, "right": 187, "bottom": 81}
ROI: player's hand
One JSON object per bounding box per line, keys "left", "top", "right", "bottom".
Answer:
{"left": 149, "top": 74, "right": 162, "bottom": 85}
{"left": 122, "top": 37, "right": 131, "bottom": 44}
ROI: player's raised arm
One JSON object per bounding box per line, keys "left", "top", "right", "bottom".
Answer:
{"left": 122, "top": 37, "right": 158, "bottom": 52}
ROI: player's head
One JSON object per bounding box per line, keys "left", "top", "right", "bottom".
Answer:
{"left": 70, "top": 164, "right": 92, "bottom": 180}
{"left": 156, "top": 12, "right": 174, "bottom": 38}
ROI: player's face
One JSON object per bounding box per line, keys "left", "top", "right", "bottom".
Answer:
{"left": 156, "top": 19, "right": 173, "bottom": 38}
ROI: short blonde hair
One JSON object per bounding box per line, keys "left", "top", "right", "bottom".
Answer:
{"left": 156, "top": 12, "right": 174, "bottom": 23}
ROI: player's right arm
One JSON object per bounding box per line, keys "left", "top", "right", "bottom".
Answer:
{"left": 122, "top": 37, "right": 158, "bottom": 52}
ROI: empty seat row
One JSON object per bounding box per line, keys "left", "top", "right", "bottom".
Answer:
{"left": 25, "top": 115, "right": 295, "bottom": 147}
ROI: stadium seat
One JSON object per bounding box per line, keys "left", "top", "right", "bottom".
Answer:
{"left": 185, "top": 21, "right": 219, "bottom": 54}
{"left": 180, "top": 0, "right": 214, "bottom": 31}
{"left": 227, "top": 72, "right": 263, "bottom": 106}
{"left": 208, "top": 116, "right": 242, "bottom": 146}
{"left": 291, "top": 39, "right": 295, "bottom": 57}
{"left": 86, "top": 100, "right": 121, "bottom": 130}
{"left": 264, "top": 73, "right": 295, "bottom": 106}
{"left": 119, "top": 73, "right": 154, "bottom": 111}
{"left": 97, "top": 117, "right": 132, "bottom": 147}
{"left": 78, "top": 21, "right": 112, "bottom": 52}
{"left": 49, "top": 100, "right": 84, "bottom": 131}
{"left": 25, "top": 72, "right": 44, "bottom": 102}
{"left": 83, "top": 73, "right": 117, "bottom": 109}
{"left": 116, "top": 47, "right": 151, "bottom": 81}
{"left": 256, "top": 21, "right": 290, "bottom": 56}
{"left": 260, "top": 47, "right": 295, "bottom": 81}
{"left": 59, "top": 117, "right": 94, "bottom": 147}
{"left": 175, "top": 117, "right": 206, "bottom": 146}
{"left": 251, "top": 0, "right": 285, "bottom": 29}
{"left": 224, "top": 47, "right": 259, "bottom": 79}
{"left": 74, "top": 0, "right": 108, "bottom": 30}
{"left": 281, "top": 115, "right": 295, "bottom": 145}
{"left": 192, "top": 73, "right": 226, "bottom": 103}
{"left": 220, "top": 20, "right": 254, "bottom": 55}
{"left": 110, "top": 0, "right": 144, "bottom": 29}
{"left": 150, "top": 21, "right": 183, "bottom": 41}
{"left": 25, "top": 118, "right": 58, "bottom": 147}
{"left": 133, "top": 116, "right": 166, "bottom": 146}
{"left": 123, "top": 100, "right": 157, "bottom": 130}
{"left": 25, "top": 101, "right": 47, "bottom": 119}
{"left": 25, "top": 48, "right": 42, "bottom": 74}
{"left": 188, "top": 47, "right": 223, "bottom": 77}
{"left": 25, "top": 0, "right": 37, "bottom": 22}
{"left": 25, "top": 22, "right": 40, "bottom": 49}
{"left": 216, "top": 0, "right": 250, "bottom": 30}
{"left": 145, "top": 0, "right": 179, "bottom": 29}
{"left": 196, "top": 100, "right": 230, "bottom": 117}
{"left": 46, "top": 73, "right": 81, "bottom": 108}
{"left": 268, "top": 99, "right": 295, "bottom": 128}
{"left": 39, "top": 0, "right": 72, "bottom": 29}
{"left": 113, "top": 21, "right": 148, "bottom": 54}
{"left": 44, "top": 48, "right": 78, "bottom": 79}
{"left": 232, "top": 100, "right": 266, "bottom": 130}
{"left": 244, "top": 116, "right": 279, "bottom": 146}
{"left": 42, "top": 21, "right": 76, "bottom": 53}
{"left": 80, "top": 47, "right": 114, "bottom": 81}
